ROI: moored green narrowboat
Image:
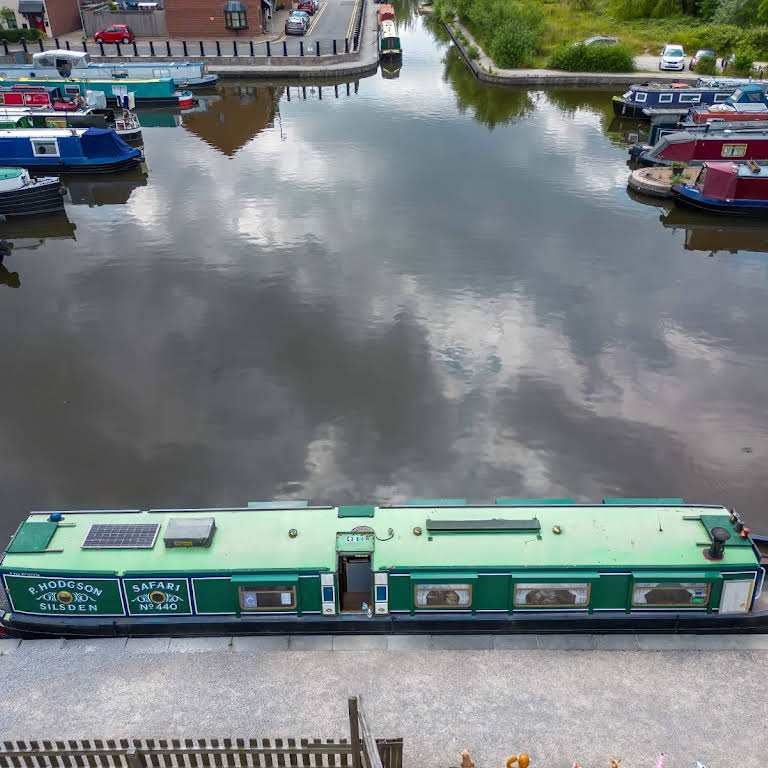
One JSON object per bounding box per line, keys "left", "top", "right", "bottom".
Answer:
{"left": 1, "top": 499, "right": 766, "bottom": 638}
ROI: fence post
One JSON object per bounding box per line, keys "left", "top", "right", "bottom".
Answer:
{"left": 83, "top": 39, "right": 88, "bottom": 52}
{"left": 283, "top": 40, "right": 287, "bottom": 56}
{"left": 200, "top": 40, "right": 204, "bottom": 55}
{"left": 233, "top": 40, "right": 237, "bottom": 56}
{"left": 65, "top": 39, "right": 71, "bottom": 50}
{"left": 300, "top": 40, "right": 304, "bottom": 56}
{"left": 116, "top": 42, "right": 121, "bottom": 56}
{"left": 250, "top": 40, "right": 254, "bottom": 56}
{"left": 150, "top": 40, "right": 156, "bottom": 56}
{"left": 345, "top": 38, "right": 349, "bottom": 53}
{"left": 348, "top": 698, "right": 363, "bottom": 768}
{"left": 166, "top": 40, "right": 171, "bottom": 56}
{"left": 266, "top": 40, "right": 271, "bottom": 56}
{"left": 21, "top": 39, "right": 27, "bottom": 53}
{"left": 55, "top": 37, "right": 60, "bottom": 48}
{"left": 316, "top": 41, "right": 320, "bottom": 56}
{"left": 126, "top": 748, "right": 144, "bottom": 768}
{"left": 99, "top": 41, "right": 105, "bottom": 56}
{"left": 38, "top": 38, "right": 44, "bottom": 51}
{"left": 333, "top": 39, "right": 337, "bottom": 55}
{"left": 133, "top": 41, "right": 138, "bottom": 56}
{"left": 2, "top": 40, "right": 7, "bottom": 55}
{"left": 183, "top": 40, "right": 188, "bottom": 56}
{"left": 216, "top": 40, "right": 221, "bottom": 56}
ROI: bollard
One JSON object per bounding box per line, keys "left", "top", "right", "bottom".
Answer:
{"left": 99, "top": 41, "right": 105, "bottom": 56}
{"left": 333, "top": 39, "right": 337, "bottom": 55}
{"left": 150, "top": 40, "right": 156, "bottom": 56}
{"left": 300, "top": 40, "right": 304, "bottom": 56}
{"left": 133, "top": 41, "right": 138, "bottom": 56}
{"left": 116, "top": 42, "right": 121, "bottom": 56}
{"left": 334, "top": 84, "right": 338, "bottom": 97}
{"left": 250, "top": 40, "right": 254, "bottom": 56}
{"left": 83, "top": 39, "right": 88, "bottom": 52}
{"left": 346, "top": 82, "right": 350, "bottom": 95}
{"left": 65, "top": 39, "right": 71, "bottom": 50}
{"left": 38, "top": 38, "right": 44, "bottom": 52}
{"left": 183, "top": 40, "right": 188, "bottom": 56}
{"left": 286, "top": 86, "right": 290, "bottom": 101}
{"left": 216, "top": 40, "right": 221, "bottom": 56}
{"left": 55, "top": 37, "right": 60, "bottom": 48}
{"left": 283, "top": 40, "right": 287, "bottom": 56}
{"left": 345, "top": 38, "right": 349, "bottom": 53}
{"left": 200, "top": 41, "right": 204, "bottom": 56}
{"left": 266, "top": 40, "right": 271, "bottom": 56}
{"left": 21, "top": 39, "right": 27, "bottom": 53}
{"left": 166, "top": 40, "right": 171, "bottom": 56}
{"left": 233, "top": 40, "right": 237, "bottom": 56}
{"left": 318, "top": 86, "right": 322, "bottom": 99}
{"left": 2, "top": 40, "right": 7, "bottom": 55}
{"left": 316, "top": 41, "right": 320, "bottom": 56}
{"left": 302, "top": 86, "right": 306, "bottom": 99}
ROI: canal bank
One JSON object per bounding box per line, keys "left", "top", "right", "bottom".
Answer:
{"left": 442, "top": 20, "right": 699, "bottom": 87}
{"left": 1, "top": 637, "right": 767, "bottom": 767}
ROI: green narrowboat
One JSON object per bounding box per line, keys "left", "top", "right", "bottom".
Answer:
{"left": 379, "top": 20, "right": 402, "bottom": 60}
{"left": 1, "top": 499, "right": 766, "bottom": 638}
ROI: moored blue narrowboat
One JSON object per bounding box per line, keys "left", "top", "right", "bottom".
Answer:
{"left": 0, "top": 498, "right": 766, "bottom": 638}
{"left": 613, "top": 80, "right": 768, "bottom": 120}
{"left": 672, "top": 160, "right": 768, "bottom": 217}
{"left": 0, "top": 127, "right": 142, "bottom": 173}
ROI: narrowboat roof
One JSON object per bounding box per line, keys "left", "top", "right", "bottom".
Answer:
{"left": 0, "top": 502, "right": 759, "bottom": 575}
{"left": 0, "top": 77, "right": 171, "bottom": 85}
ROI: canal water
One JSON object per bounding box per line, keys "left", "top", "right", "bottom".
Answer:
{"left": 2, "top": 12, "right": 768, "bottom": 539}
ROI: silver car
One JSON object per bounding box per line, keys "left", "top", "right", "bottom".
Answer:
{"left": 659, "top": 44, "right": 685, "bottom": 71}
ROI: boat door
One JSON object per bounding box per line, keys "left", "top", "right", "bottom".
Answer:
{"left": 719, "top": 579, "right": 754, "bottom": 614}
{"left": 338, "top": 554, "right": 372, "bottom": 612}
{"left": 335, "top": 531, "right": 375, "bottom": 613}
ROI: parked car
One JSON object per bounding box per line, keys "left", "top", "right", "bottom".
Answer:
{"left": 285, "top": 11, "right": 309, "bottom": 34}
{"left": 659, "top": 44, "right": 685, "bottom": 71}
{"left": 689, "top": 48, "right": 716, "bottom": 70}
{"left": 94, "top": 24, "right": 136, "bottom": 44}
{"left": 297, "top": 0, "right": 315, "bottom": 13}
{"left": 583, "top": 36, "right": 620, "bottom": 46}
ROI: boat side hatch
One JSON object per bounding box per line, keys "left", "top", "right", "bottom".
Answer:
{"left": 719, "top": 579, "right": 753, "bottom": 614}
{"left": 338, "top": 554, "right": 372, "bottom": 613}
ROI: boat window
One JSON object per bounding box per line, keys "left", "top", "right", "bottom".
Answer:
{"left": 696, "top": 166, "right": 708, "bottom": 187}
{"left": 153, "top": 69, "right": 171, "bottom": 79}
{"left": 716, "top": 92, "right": 731, "bottom": 102}
{"left": 238, "top": 585, "right": 296, "bottom": 610}
{"left": 658, "top": 94, "right": 673, "bottom": 103}
{"left": 632, "top": 582, "right": 710, "bottom": 607}
{"left": 678, "top": 94, "right": 702, "bottom": 103}
{"left": 634, "top": 92, "right": 647, "bottom": 103}
{"left": 31, "top": 138, "right": 59, "bottom": 157}
{"left": 414, "top": 583, "right": 472, "bottom": 608}
{"left": 513, "top": 583, "right": 590, "bottom": 607}
{"left": 721, "top": 143, "right": 747, "bottom": 157}
{"left": 65, "top": 86, "right": 81, "bottom": 95}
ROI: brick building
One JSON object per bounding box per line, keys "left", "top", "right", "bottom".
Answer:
{"left": 164, "top": 0, "right": 273, "bottom": 38}
{"left": 2, "top": 0, "right": 83, "bottom": 37}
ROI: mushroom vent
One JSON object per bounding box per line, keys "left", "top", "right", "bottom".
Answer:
{"left": 707, "top": 526, "right": 731, "bottom": 560}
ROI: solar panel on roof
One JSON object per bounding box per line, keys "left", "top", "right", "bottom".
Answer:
{"left": 82, "top": 523, "right": 159, "bottom": 549}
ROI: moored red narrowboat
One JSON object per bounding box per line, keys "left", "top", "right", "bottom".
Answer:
{"left": 635, "top": 126, "right": 768, "bottom": 166}
{"left": 672, "top": 160, "right": 768, "bottom": 216}
{"left": 1, "top": 498, "right": 766, "bottom": 638}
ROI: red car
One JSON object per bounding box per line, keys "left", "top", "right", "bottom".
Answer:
{"left": 297, "top": 0, "right": 315, "bottom": 14}
{"left": 94, "top": 24, "right": 136, "bottom": 44}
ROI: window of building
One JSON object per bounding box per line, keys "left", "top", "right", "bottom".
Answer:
{"left": 223, "top": 0, "right": 248, "bottom": 29}
{"left": 5, "top": 12, "right": 17, "bottom": 28}
{"left": 414, "top": 583, "right": 472, "bottom": 608}
{"left": 632, "top": 582, "right": 710, "bottom": 607}
{"left": 513, "top": 583, "right": 591, "bottom": 607}
{"left": 721, "top": 143, "right": 747, "bottom": 157}
{"left": 238, "top": 584, "right": 296, "bottom": 610}
{"left": 31, "top": 138, "right": 59, "bottom": 157}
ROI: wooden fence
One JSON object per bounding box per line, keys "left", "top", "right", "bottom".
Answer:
{"left": 82, "top": 9, "right": 168, "bottom": 37}
{"left": 0, "top": 698, "right": 403, "bottom": 768}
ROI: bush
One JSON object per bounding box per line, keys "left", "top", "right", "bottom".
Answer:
{"left": 0, "top": 27, "right": 44, "bottom": 42}
{"left": 548, "top": 41, "right": 636, "bottom": 71}
{"left": 694, "top": 53, "right": 717, "bottom": 74}
{"left": 729, "top": 47, "right": 756, "bottom": 75}
{"left": 466, "top": 43, "right": 480, "bottom": 59}
{"left": 569, "top": 0, "right": 595, "bottom": 9}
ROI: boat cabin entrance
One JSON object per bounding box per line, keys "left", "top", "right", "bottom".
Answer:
{"left": 338, "top": 554, "right": 372, "bottom": 612}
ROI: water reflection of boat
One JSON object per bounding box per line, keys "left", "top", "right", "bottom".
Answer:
{"left": 380, "top": 60, "right": 402, "bottom": 79}
{"left": 0, "top": 209, "right": 76, "bottom": 241}
{"left": 63, "top": 166, "right": 148, "bottom": 207}
{"left": 133, "top": 109, "right": 183, "bottom": 128}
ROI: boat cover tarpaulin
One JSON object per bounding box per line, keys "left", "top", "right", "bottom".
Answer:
{"left": 81, "top": 128, "right": 131, "bottom": 158}
{"left": 703, "top": 162, "right": 738, "bottom": 198}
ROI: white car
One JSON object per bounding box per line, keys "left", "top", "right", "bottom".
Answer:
{"left": 659, "top": 44, "right": 685, "bottom": 71}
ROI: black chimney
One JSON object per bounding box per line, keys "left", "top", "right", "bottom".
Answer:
{"left": 707, "top": 526, "right": 731, "bottom": 560}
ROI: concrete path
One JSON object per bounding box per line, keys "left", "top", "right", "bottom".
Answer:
{"left": 2, "top": 635, "right": 768, "bottom": 767}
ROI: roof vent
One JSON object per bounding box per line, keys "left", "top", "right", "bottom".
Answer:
{"left": 705, "top": 526, "right": 731, "bottom": 560}
{"left": 164, "top": 517, "right": 216, "bottom": 548}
